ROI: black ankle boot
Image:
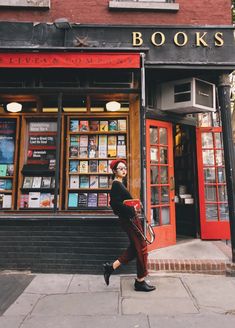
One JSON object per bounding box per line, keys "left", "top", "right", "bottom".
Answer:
{"left": 103, "top": 262, "right": 114, "bottom": 286}
{"left": 134, "top": 279, "right": 156, "bottom": 292}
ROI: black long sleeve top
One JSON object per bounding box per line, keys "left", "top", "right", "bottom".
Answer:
{"left": 109, "top": 180, "right": 136, "bottom": 220}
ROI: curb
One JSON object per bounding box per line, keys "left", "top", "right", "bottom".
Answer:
{"left": 147, "top": 259, "right": 231, "bottom": 275}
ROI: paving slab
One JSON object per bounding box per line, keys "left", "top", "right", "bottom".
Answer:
{"left": 149, "top": 314, "right": 235, "bottom": 328}
{"left": 121, "top": 276, "right": 198, "bottom": 315}
{"left": 183, "top": 275, "right": 235, "bottom": 314}
{"left": 21, "top": 314, "right": 149, "bottom": 328}
{"left": 0, "top": 315, "right": 26, "bottom": 328}
{"left": 3, "top": 293, "right": 43, "bottom": 316}
{"left": 23, "top": 274, "right": 73, "bottom": 294}
{"left": 149, "top": 239, "right": 229, "bottom": 260}
{"left": 31, "top": 292, "right": 119, "bottom": 316}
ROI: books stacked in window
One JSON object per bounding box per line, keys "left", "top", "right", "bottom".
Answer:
{"left": 0, "top": 164, "right": 14, "bottom": 176}
{"left": 22, "top": 176, "right": 55, "bottom": 189}
{"left": 0, "top": 194, "right": 12, "bottom": 208}
{"left": 20, "top": 192, "right": 54, "bottom": 208}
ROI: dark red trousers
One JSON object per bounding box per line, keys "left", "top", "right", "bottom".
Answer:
{"left": 118, "top": 217, "right": 148, "bottom": 279}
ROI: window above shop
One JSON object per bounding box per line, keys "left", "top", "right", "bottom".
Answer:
{"left": 0, "top": 0, "right": 50, "bottom": 8}
{"left": 109, "top": 0, "right": 179, "bottom": 11}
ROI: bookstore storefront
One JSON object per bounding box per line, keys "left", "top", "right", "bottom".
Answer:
{"left": 0, "top": 22, "right": 235, "bottom": 272}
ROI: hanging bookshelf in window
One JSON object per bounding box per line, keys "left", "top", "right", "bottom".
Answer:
{"left": 66, "top": 116, "right": 128, "bottom": 210}
{"left": 18, "top": 119, "right": 57, "bottom": 210}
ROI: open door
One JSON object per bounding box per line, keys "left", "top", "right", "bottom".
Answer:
{"left": 146, "top": 120, "right": 176, "bottom": 250}
{"left": 196, "top": 127, "right": 230, "bottom": 239}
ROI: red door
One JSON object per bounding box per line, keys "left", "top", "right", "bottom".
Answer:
{"left": 146, "top": 120, "right": 176, "bottom": 250}
{"left": 196, "top": 127, "right": 230, "bottom": 239}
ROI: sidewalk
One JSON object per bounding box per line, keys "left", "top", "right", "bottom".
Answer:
{"left": 148, "top": 239, "right": 235, "bottom": 275}
{"left": 1, "top": 271, "right": 235, "bottom": 328}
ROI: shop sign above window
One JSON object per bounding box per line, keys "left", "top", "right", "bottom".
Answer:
{"left": 109, "top": 0, "right": 179, "bottom": 11}
{"left": 0, "top": 0, "right": 50, "bottom": 8}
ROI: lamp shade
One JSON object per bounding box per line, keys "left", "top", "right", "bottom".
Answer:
{"left": 106, "top": 101, "right": 121, "bottom": 112}
{"left": 6, "top": 102, "right": 22, "bottom": 113}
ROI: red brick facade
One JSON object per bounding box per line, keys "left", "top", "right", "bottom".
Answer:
{"left": 0, "top": 0, "right": 232, "bottom": 25}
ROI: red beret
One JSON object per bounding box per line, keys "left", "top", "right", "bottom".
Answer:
{"left": 110, "top": 159, "right": 127, "bottom": 171}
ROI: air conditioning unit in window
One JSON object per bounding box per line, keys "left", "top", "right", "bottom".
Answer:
{"left": 159, "top": 77, "right": 216, "bottom": 114}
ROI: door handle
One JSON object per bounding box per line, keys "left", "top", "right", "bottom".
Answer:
{"left": 170, "top": 176, "right": 175, "bottom": 191}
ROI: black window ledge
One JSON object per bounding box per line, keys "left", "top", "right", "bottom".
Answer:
{"left": 109, "top": 1, "right": 179, "bottom": 11}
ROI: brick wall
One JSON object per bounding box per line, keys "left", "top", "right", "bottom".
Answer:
{"left": 0, "top": 0, "right": 232, "bottom": 25}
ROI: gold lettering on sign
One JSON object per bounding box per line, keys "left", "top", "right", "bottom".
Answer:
{"left": 196, "top": 32, "right": 208, "bottom": 47}
{"left": 151, "top": 32, "right": 165, "bottom": 46}
{"left": 214, "top": 32, "right": 224, "bottom": 47}
{"left": 132, "top": 32, "right": 143, "bottom": 46}
{"left": 174, "top": 32, "right": 188, "bottom": 47}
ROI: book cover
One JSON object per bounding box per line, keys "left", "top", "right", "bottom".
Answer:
{"left": 117, "top": 135, "right": 126, "bottom": 158}
{"left": 70, "top": 135, "right": 80, "bottom": 147}
{"left": 69, "top": 175, "right": 79, "bottom": 189}
{"left": 99, "top": 176, "right": 109, "bottom": 189}
{"left": 79, "top": 160, "right": 89, "bottom": 173}
{"left": 79, "top": 147, "right": 88, "bottom": 158}
{"left": 3, "top": 194, "right": 12, "bottom": 208}
{"left": 69, "top": 146, "right": 79, "bottom": 157}
{"left": 87, "top": 193, "right": 98, "bottom": 207}
{"left": 28, "top": 192, "right": 41, "bottom": 208}
{"left": 80, "top": 135, "right": 89, "bottom": 147}
{"left": 68, "top": 193, "right": 78, "bottom": 208}
{"left": 50, "top": 177, "right": 56, "bottom": 188}
{"left": 49, "top": 159, "right": 56, "bottom": 171}
{"left": 109, "top": 120, "right": 118, "bottom": 131}
{"left": 69, "top": 160, "right": 79, "bottom": 172}
{"left": 118, "top": 119, "right": 127, "bottom": 131}
{"left": 0, "top": 164, "right": 7, "bottom": 176}
{"left": 0, "top": 179, "right": 6, "bottom": 190}
{"left": 79, "top": 120, "right": 89, "bottom": 132}
{"left": 98, "top": 193, "right": 108, "bottom": 207}
{"left": 40, "top": 193, "right": 51, "bottom": 208}
{"left": 70, "top": 119, "right": 79, "bottom": 132}
{"left": 20, "top": 194, "right": 29, "bottom": 208}
{"left": 88, "top": 135, "right": 98, "bottom": 158}
{"left": 98, "top": 135, "right": 107, "bottom": 158}
{"left": 98, "top": 160, "right": 108, "bottom": 173}
{"left": 89, "top": 160, "right": 98, "bottom": 173}
{"left": 5, "top": 179, "right": 12, "bottom": 190}
{"left": 89, "top": 120, "right": 99, "bottom": 131}
{"left": 6, "top": 164, "right": 14, "bottom": 176}
{"left": 32, "top": 176, "right": 42, "bottom": 188}
{"left": 99, "top": 121, "right": 108, "bottom": 132}
{"left": 79, "top": 175, "right": 89, "bottom": 188}
{"left": 41, "top": 177, "right": 52, "bottom": 188}
{"left": 108, "top": 135, "right": 117, "bottom": 157}
{"left": 23, "top": 176, "right": 33, "bottom": 189}
{"left": 78, "top": 193, "right": 88, "bottom": 208}
{"left": 89, "top": 175, "right": 99, "bottom": 189}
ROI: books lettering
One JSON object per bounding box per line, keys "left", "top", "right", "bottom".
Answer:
{"left": 68, "top": 193, "right": 78, "bottom": 208}
{"left": 89, "top": 175, "right": 99, "bottom": 189}
{"left": 49, "top": 159, "right": 56, "bottom": 171}
{"left": 78, "top": 193, "right": 88, "bottom": 208}
{"left": 69, "top": 175, "right": 79, "bottom": 189}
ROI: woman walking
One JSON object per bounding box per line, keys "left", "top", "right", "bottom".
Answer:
{"left": 103, "top": 159, "right": 155, "bottom": 292}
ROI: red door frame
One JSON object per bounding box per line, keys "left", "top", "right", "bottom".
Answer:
{"left": 146, "top": 120, "right": 176, "bottom": 250}
{"left": 196, "top": 127, "right": 230, "bottom": 239}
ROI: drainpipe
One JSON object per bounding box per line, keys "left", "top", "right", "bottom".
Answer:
{"left": 218, "top": 73, "right": 235, "bottom": 263}
{"left": 140, "top": 53, "right": 147, "bottom": 233}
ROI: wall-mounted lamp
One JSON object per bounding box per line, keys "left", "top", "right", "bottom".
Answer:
{"left": 106, "top": 101, "right": 121, "bottom": 112}
{"left": 6, "top": 102, "right": 22, "bottom": 113}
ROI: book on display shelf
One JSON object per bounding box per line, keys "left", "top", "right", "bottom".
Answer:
{"left": 79, "top": 160, "right": 89, "bottom": 173}
{"left": 117, "top": 135, "right": 126, "bottom": 158}
{"left": 20, "top": 194, "right": 29, "bottom": 208}
{"left": 107, "top": 135, "right": 117, "bottom": 157}
{"left": 69, "top": 160, "right": 79, "bottom": 173}
{"left": 78, "top": 193, "right": 88, "bottom": 208}
{"left": 98, "top": 193, "right": 108, "bottom": 207}
{"left": 98, "top": 160, "right": 108, "bottom": 173}
{"left": 70, "top": 135, "right": 80, "bottom": 146}
{"left": 89, "top": 160, "right": 98, "bottom": 173}
{"left": 40, "top": 193, "right": 51, "bottom": 208}
{"left": 118, "top": 120, "right": 127, "bottom": 131}
{"left": 99, "top": 121, "right": 108, "bottom": 132}
{"left": 98, "top": 135, "right": 107, "bottom": 158}
{"left": 68, "top": 193, "right": 78, "bottom": 208}
{"left": 32, "top": 176, "right": 42, "bottom": 189}
{"left": 69, "top": 175, "right": 79, "bottom": 189}
{"left": 79, "top": 175, "right": 89, "bottom": 188}
{"left": 89, "top": 175, "right": 99, "bottom": 189}
{"left": 99, "top": 176, "right": 109, "bottom": 189}
{"left": 6, "top": 164, "right": 14, "bottom": 176}
{"left": 41, "top": 177, "right": 52, "bottom": 188}
{"left": 23, "top": 176, "right": 33, "bottom": 189}
{"left": 109, "top": 120, "right": 118, "bottom": 131}
{"left": 70, "top": 119, "right": 79, "bottom": 132}
{"left": 0, "top": 164, "right": 7, "bottom": 176}
{"left": 2, "top": 194, "right": 12, "bottom": 208}
{"left": 70, "top": 146, "right": 79, "bottom": 157}
{"left": 87, "top": 193, "right": 98, "bottom": 207}
{"left": 28, "top": 192, "right": 40, "bottom": 208}
{"left": 89, "top": 120, "right": 99, "bottom": 131}
{"left": 79, "top": 120, "right": 89, "bottom": 132}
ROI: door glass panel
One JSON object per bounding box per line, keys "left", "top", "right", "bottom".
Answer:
{"left": 160, "top": 166, "right": 168, "bottom": 184}
{"left": 159, "top": 128, "right": 167, "bottom": 145}
{"left": 205, "top": 185, "right": 217, "bottom": 201}
{"left": 160, "top": 147, "right": 168, "bottom": 164}
{"left": 217, "top": 167, "right": 226, "bottom": 183}
{"left": 151, "top": 186, "right": 159, "bottom": 205}
{"left": 218, "top": 185, "right": 227, "bottom": 202}
{"left": 150, "top": 166, "right": 158, "bottom": 184}
{"left": 161, "top": 207, "right": 170, "bottom": 225}
{"left": 150, "top": 147, "right": 158, "bottom": 163}
{"left": 202, "top": 132, "right": 213, "bottom": 148}
{"left": 150, "top": 127, "right": 158, "bottom": 144}
{"left": 161, "top": 186, "right": 169, "bottom": 203}
{"left": 216, "top": 150, "right": 224, "bottom": 165}
{"left": 202, "top": 149, "right": 214, "bottom": 165}
{"left": 215, "top": 132, "right": 223, "bottom": 148}
{"left": 204, "top": 168, "right": 216, "bottom": 183}
{"left": 206, "top": 204, "right": 218, "bottom": 221}
{"left": 151, "top": 207, "right": 160, "bottom": 226}
{"left": 219, "top": 204, "right": 229, "bottom": 221}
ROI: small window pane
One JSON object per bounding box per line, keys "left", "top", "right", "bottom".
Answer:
{"left": 151, "top": 207, "right": 160, "bottom": 226}
{"left": 160, "top": 147, "right": 168, "bottom": 164}
{"left": 161, "top": 186, "right": 169, "bottom": 203}
{"left": 151, "top": 166, "right": 158, "bottom": 184}
{"left": 150, "top": 127, "right": 158, "bottom": 144}
{"left": 151, "top": 186, "right": 159, "bottom": 205}
{"left": 161, "top": 207, "right": 170, "bottom": 225}
{"left": 217, "top": 168, "right": 226, "bottom": 183}
{"left": 215, "top": 133, "right": 223, "bottom": 148}
{"left": 202, "top": 150, "right": 214, "bottom": 165}
{"left": 160, "top": 166, "right": 168, "bottom": 184}
{"left": 216, "top": 150, "right": 224, "bottom": 166}
{"left": 202, "top": 132, "right": 213, "bottom": 148}
{"left": 159, "top": 128, "right": 167, "bottom": 145}
{"left": 206, "top": 204, "right": 218, "bottom": 221}
{"left": 204, "top": 168, "right": 216, "bottom": 183}
{"left": 218, "top": 185, "right": 227, "bottom": 202}
{"left": 150, "top": 147, "right": 158, "bottom": 163}
{"left": 205, "top": 185, "right": 217, "bottom": 201}
{"left": 219, "top": 204, "right": 229, "bottom": 221}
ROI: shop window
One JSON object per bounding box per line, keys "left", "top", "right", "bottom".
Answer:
{"left": 109, "top": 0, "right": 179, "bottom": 11}
{"left": 0, "top": 0, "right": 50, "bottom": 8}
